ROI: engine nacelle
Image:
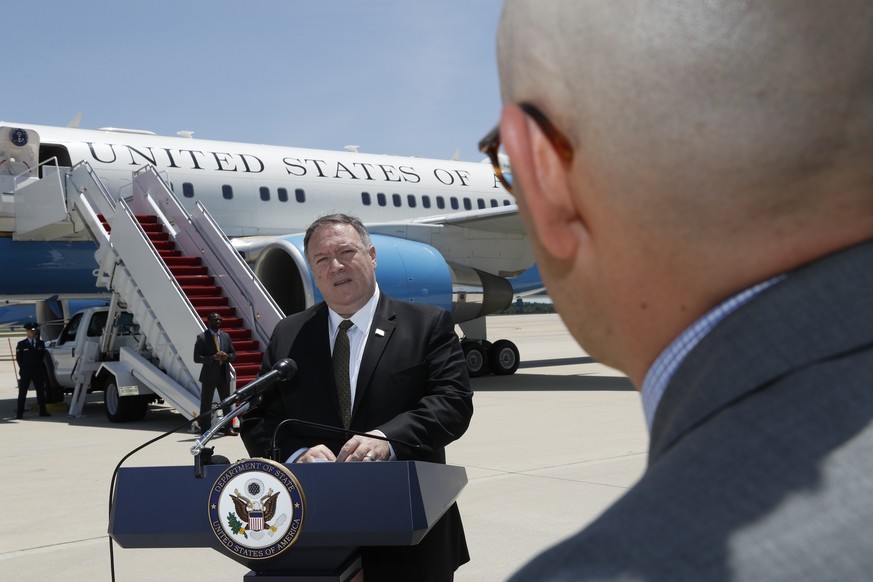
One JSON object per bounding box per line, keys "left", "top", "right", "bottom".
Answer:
{"left": 243, "top": 234, "right": 513, "bottom": 323}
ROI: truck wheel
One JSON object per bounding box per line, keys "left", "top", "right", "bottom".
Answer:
{"left": 46, "top": 385, "right": 65, "bottom": 404}
{"left": 43, "top": 361, "right": 65, "bottom": 403}
{"left": 104, "top": 379, "right": 149, "bottom": 423}
{"left": 488, "top": 339, "right": 520, "bottom": 375}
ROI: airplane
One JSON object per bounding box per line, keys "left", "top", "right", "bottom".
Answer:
{"left": 0, "top": 303, "right": 37, "bottom": 330}
{"left": 0, "top": 121, "right": 542, "bottom": 375}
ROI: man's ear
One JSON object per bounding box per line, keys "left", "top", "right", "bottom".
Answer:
{"left": 500, "top": 104, "right": 584, "bottom": 260}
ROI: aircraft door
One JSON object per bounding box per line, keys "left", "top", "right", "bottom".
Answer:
{"left": 0, "top": 127, "right": 39, "bottom": 177}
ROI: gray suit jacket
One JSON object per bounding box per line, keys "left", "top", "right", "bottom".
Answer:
{"left": 511, "top": 239, "right": 873, "bottom": 581}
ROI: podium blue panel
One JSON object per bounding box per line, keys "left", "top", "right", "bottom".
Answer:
{"left": 109, "top": 460, "right": 467, "bottom": 575}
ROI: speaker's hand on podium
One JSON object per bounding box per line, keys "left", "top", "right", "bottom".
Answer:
{"left": 296, "top": 444, "right": 337, "bottom": 463}
{"left": 337, "top": 433, "right": 389, "bottom": 463}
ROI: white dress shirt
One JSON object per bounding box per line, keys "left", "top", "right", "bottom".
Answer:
{"left": 327, "top": 286, "right": 381, "bottom": 406}
{"left": 288, "top": 286, "right": 393, "bottom": 462}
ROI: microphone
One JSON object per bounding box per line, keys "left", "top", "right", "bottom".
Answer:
{"left": 216, "top": 358, "right": 297, "bottom": 410}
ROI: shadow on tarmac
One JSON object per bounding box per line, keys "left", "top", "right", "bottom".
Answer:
{"left": 472, "top": 372, "right": 635, "bottom": 392}
{"left": 3, "top": 353, "right": 635, "bottom": 432}
{"left": 0, "top": 397, "right": 204, "bottom": 435}
{"left": 521, "top": 356, "right": 596, "bottom": 368}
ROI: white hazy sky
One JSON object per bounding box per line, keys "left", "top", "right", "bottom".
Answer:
{"left": 4, "top": 1, "right": 505, "bottom": 162}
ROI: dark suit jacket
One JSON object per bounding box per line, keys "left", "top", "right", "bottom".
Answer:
{"left": 17, "top": 338, "right": 47, "bottom": 390}
{"left": 16, "top": 337, "right": 46, "bottom": 373}
{"left": 241, "top": 293, "right": 474, "bottom": 577}
{"left": 511, "top": 239, "right": 873, "bottom": 581}
{"left": 193, "top": 329, "right": 236, "bottom": 384}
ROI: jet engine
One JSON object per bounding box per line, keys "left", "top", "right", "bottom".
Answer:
{"left": 238, "top": 233, "right": 519, "bottom": 376}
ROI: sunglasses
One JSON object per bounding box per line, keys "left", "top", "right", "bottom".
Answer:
{"left": 478, "top": 103, "right": 574, "bottom": 193}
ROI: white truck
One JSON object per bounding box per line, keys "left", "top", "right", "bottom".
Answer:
{"left": 44, "top": 304, "right": 162, "bottom": 422}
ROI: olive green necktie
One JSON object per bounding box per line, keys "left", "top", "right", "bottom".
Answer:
{"left": 333, "top": 320, "right": 354, "bottom": 429}
{"left": 214, "top": 331, "right": 222, "bottom": 365}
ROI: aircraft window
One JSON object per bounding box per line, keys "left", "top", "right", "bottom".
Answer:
{"left": 222, "top": 185, "right": 233, "bottom": 200}
{"left": 392, "top": 194, "right": 401, "bottom": 207}
{"left": 436, "top": 196, "right": 445, "bottom": 209}
{"left": 361, "top": 192, "right": 371, "bottom": 205}
{"left": 407, "top": 194, "right": 417, "bottom": 208}
{"left": 278, "top": 188, "right": 288, "bottom": 202}
{"left": 182, "top": 182, "right": 195, "bottom": 198}
{"left": 450, "top": 197, "right": 459, "bottom": 210}
{"left": 260, "top": 187, "right": 270, "bottom": 202}
{"left": 296, "top": 189, "right": 305, "bottom": 203}
{"left": 377, "top": 193, "right": 386, "bottom": 206}
{"left": 478, "top": 198, "right": 486, "bottom": 209}
{"left": 463, "top": 198, "right": 472, "bottom": 211}
{"left": 422, "top": 196, "right": 431, "bottom": 209}
{"left": 490, "top": 199, "right": 499, "bottom": 208}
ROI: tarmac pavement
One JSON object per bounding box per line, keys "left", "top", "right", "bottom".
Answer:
{"left": 0, "top": 314, "right": 648, "bottom": 581}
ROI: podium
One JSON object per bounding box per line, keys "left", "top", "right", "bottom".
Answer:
{"left": 109, "top": 459, "right": 467, "bottom": 580}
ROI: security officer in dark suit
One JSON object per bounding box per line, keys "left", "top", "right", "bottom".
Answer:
{"left": 16, "top": 322, "right": 50, "bottom": 419}
{"left": 193, "top": 312, "right": 237, "bottom": 435}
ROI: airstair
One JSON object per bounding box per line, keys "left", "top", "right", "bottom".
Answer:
{"left": 12, "top": 161, "right": 284, "bottom": 419}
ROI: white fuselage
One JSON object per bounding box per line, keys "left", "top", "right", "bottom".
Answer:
{"left": 0, "top": 123, "right": 532, "bottom": 277}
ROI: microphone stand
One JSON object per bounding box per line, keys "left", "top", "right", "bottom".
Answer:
{"left": 190, "top": 358, "right": 296, "bottom": 475}
{"left": 107, "top": 404, "right": 234, "bottom": 580}
{"left": 191, "top": 400, "right": 251, "bottom": 477}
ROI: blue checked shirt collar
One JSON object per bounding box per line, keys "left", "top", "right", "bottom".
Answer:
{"left": 641, "top": 275, "right": 786, "bottom": 431}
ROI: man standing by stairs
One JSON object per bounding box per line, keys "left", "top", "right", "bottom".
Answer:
{"left": 193, "top": 312, "right": 237, "bottom": 436}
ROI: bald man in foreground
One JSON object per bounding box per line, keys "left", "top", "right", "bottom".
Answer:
{"left": 482, "top": 1, "right": 873, "bottom": 580}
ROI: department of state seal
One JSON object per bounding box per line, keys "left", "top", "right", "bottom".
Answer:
{"left": 208, "top": 458, "right": 305, "bottom": 560}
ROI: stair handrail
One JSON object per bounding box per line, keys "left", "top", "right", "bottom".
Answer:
{"left": 10, "top": 156, "right": 48, "bottom": 186}
{"left": 57, "top": 162, "right": 204, "bottom": 410}
{"left": 105, "top": 196, "right": 204, "bottom": 393}
{"left": 189, "top": 200, "right": 284, "bottom": 343}
{"left": 66, "top": 161, "right": 118, "bottom": 221}
{"left": 129, "top": 165, "right": 283, "bottom": 347}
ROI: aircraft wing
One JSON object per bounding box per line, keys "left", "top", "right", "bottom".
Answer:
{"left": 359, "top": 204, "right": 531, "bottom": 280}
{"left": 367, "top": 204, "right": 524, "bottom": 236}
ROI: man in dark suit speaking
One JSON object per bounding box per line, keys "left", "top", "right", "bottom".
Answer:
{"left": 241, "top": 214, "right": 473, "bottom": 581}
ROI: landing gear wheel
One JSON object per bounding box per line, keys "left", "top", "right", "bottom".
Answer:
{"left": 463, "top": 343, "right": 489, "bottom": 377}
{"left": 488, "top": 339, "right": 520, "bottom": 375}
{"left": 104, "top": 378, "right": 149, "bottom": 423}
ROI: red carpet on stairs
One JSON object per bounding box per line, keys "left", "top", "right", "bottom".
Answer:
{"left": 133, "top": 214, "right": 264, "bottom": 389}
